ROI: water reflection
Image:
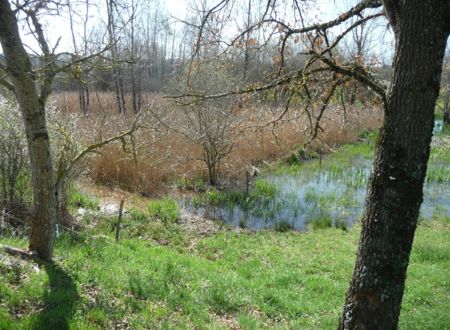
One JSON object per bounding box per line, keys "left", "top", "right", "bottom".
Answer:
{"left": 183, "top": 159, "right": 450, "bottom": 231}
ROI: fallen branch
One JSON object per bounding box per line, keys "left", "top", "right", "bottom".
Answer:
{"left": 0, "top": 244, "right": 39, "bottom": 260}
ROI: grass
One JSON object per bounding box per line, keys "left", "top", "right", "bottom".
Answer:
{"left": 192, "top": 179, "right": 278, "bottom": 213}
{"left": 0, "top": 127, "right": 447, "bottom": 329}
{"left": 69, "top": 185, "right": 99, "bottom": 210}
{"left": 0, "top": 215, "right": 448, "bottom": 329}
{"left": 308, "top": 213, "right": 333, "bottom": 229}
{"left": 270, "top": 138, "right": 375, "bottom": 177}
{"left": 147, "top": 198, "right": 180, "bottom": 224}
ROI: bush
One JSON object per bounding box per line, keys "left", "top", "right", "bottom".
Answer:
{"left": 238, "top": 218, "right": 247, "bottom": 229}
{"left": 148, "top": 198, "right": 180, "bottom": 223}
{"left": 0, "top": 99, "right": 31, "bottom": 211}
{"left": 334, "top": 218, "right": 348, "bottom": 231}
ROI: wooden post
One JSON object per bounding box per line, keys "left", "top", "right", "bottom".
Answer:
{"left": 245, "top": 170, "right": 250, "bottom": 195}
{"left": 115, "top": 200, "right": 124, "bottom": 242}
{"left": 0, "top": 208, "right": 5, "bottom": 234}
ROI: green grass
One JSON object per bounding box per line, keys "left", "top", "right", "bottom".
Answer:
{"left": 147, "top": 198, "right": 180, "bottom": 224}
{"left": 308, "top": 213, "right": 333, "bottom": 229}
{"left": 271, "top": 140, "right": 375, "bottom": 177}
{"left": 192, "top": 179, "right": 280, "bottom": 218}
{"left": 0, "top": 215, "right": 449, "bottom": 329}
{"left": 69, "top": 186, "right": 99, "bottom": 210}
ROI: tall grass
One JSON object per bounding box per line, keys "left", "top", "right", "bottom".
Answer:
{"left": 53, "top": 92, "right": 383, "bottom": 194}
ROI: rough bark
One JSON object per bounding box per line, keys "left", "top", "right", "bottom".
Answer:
{"left": 340, "top": 1, "right": 450, "bottom": 329}
{"left": 0, "top": 0, "right": 57, "bottom": 260}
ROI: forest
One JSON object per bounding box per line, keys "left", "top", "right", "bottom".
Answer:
{"left": 0, "top": 0, "right": 449, "bottom": 329}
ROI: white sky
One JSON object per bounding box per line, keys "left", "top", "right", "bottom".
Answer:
{"left": 13, "top": 0, "right": 394, "bottom": 62}
{"left": 166, "top": 0, "right": 188, "bottom": 20}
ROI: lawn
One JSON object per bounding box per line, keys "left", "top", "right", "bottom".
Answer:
{"left": 0, "top": 215, "right": 448, "bottom": 329}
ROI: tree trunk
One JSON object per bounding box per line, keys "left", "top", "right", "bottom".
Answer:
{"left": 340, "top": 1, "right": 449, "bottom": 328}
{"left": 0, "top": 0, "right": 57, "bottom": 260}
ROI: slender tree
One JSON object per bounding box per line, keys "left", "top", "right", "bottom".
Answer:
{"left": 0, "top": 0, "right": 145, "bottom": 260}
{"left": 0, "top": 0, "right": 57, "bottom": 259}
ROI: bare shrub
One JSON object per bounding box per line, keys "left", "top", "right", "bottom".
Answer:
{"left": 0, "top": 99, "right": 31, "bottom": 212}
{"left": 55, "top": 92, "right": 383, "bottom": 193}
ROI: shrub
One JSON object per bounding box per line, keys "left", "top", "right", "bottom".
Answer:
{"left": 238, "top": 218, "right": 247, "bottom": 229}
{"left": 297, "top": 146, "right": 318, "bottom": 160}
{"left": 286, "top": 152, "right": 300, "bottom": 165}
{"left": 334, "top": 218, "right": 348, "bottom": 231}
{"left": 148, "top": 198, "right": 180, "bottom": 223}
{"left": 0, "top": 99, "right": 32, "bottom": 212}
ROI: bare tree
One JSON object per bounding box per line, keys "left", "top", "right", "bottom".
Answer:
{"left": 68, "top": 0, "right": 92, "bottom": 115}
{"left": 0, "top": 0, "right": 145, "bottom": 259}
{"left": 172, "top": 99, "right": 239, "bottom": 185}
{"left": 106, "top": 0, "right": 127, "bottom": 113}
{"left": 0, "top": 0, "right": 60, "bottom": 259}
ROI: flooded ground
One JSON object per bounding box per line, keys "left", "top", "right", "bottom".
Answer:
{"left": 183, "top": 146, "right": 450, "bottom": 231}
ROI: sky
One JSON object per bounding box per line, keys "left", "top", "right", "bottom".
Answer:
{"left": 166, "top": 0, "right": 188, "bottom": 20}
{"left": 13, "top": 0, "right": 395, "bottom": 63}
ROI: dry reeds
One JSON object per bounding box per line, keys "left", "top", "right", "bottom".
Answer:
{"left": 53, "top": 92, "right": 383, "bottom": 194}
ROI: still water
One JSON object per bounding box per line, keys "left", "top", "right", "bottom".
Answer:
{"left": 183, "top": 158, "right": 450, "bottom": 231}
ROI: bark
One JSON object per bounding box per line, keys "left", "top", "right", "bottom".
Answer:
{"left": 0, "top": 0, "right": 57, "bottom": 260}
{"left": 339, "top": 1, "right": 449, "bottom": 329}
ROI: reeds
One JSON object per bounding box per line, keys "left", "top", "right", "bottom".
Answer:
{"left": 53, "top": 92, "right": 383, "bottom": 193}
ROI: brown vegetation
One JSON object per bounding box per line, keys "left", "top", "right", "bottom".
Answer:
{"left": 53, "top": 92, "right": 383, "bottom": 195}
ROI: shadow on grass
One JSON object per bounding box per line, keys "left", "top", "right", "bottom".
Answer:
{"left": 33, "top": 261, "right": 79, "bottom": 330}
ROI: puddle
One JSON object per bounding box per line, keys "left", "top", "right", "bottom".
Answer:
{"left": 183, "top": 159, "right": 450, "bottom": 231}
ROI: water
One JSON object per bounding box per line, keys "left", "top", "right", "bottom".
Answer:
{"left": 183, "top": 159, "right": 450, "bottom": 231}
